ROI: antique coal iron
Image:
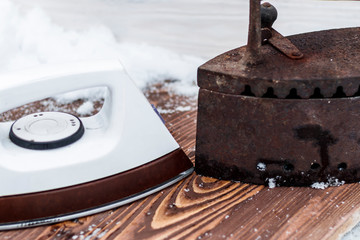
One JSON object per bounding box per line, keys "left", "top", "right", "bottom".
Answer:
{"left": 195, "top": 0, "right": 360, "bottom": 186}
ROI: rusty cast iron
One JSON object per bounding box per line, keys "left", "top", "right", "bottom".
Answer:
{"left": 195, "top": 1, "right": 360, "bottom": 186}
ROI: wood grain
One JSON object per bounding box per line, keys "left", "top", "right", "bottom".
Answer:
{"left": 2, "top": 110, "right": 360, "bottom": 239}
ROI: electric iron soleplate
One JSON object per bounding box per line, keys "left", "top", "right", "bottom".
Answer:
{"left": 0, "top": 60, "right": 194, "bottom": 230}
{"left": 0, "top": 149, "right": 193, "bottom": 230}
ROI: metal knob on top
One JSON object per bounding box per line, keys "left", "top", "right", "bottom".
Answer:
{"left": 261, "top": 2, "right": 277, "bottom": 28}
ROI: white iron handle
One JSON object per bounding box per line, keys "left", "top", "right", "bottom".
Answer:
{"left": 0, "top": 61, "right": 127, "bottom": 124}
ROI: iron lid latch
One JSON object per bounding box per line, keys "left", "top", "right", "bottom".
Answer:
{"left": 261, "top": 2, "right": 304, "bottom": 60}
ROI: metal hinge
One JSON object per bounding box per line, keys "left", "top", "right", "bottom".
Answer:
{"left": 243, "top": 1, "right": 303, "bottom": 65}
{"left": 261, "top": 2, "right": 303, "bottom": 59}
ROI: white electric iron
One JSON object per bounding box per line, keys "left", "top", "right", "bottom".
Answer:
{"left": 0, "top": 60, "right": 193, "bottom": 230}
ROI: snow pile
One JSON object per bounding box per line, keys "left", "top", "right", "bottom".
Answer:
{"left": 257, "top": 162, "right": 266, "bottom": 172}
{"left": 76, "top": 101, "right": 95, "bottom": 115}
{"left": 264, "top": 176, "right": 345, "bottom": 190}
{"left": 0, "top": 0, "right": 203, "bottom": 103}
{"left": 267, "top": 178, "right": 276, "bottom": 189}
{"left": 311, "top": 177, "right": 345, "bottom": 189}
{"left": 310, "top": 182, "right": 329, "bottom": 190}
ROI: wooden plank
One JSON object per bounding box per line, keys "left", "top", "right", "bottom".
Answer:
{"left": 1, "top": 110, "right": 360, "bottom": 239}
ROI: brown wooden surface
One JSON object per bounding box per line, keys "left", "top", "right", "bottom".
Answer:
{"left": 2, "top": 109, "right": 360, "bottom": 239}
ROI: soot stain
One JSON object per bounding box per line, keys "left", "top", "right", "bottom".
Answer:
{"left": 295, "top": 124, "right": 337, "bottom": 170}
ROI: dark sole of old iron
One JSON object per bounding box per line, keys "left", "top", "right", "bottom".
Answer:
{"left": 196, "top": 90, "right": 360, "bottom": 186}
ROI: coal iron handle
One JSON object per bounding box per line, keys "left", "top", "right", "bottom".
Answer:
{"left": 243, "top": 1, "right": 303, "bottom": 64}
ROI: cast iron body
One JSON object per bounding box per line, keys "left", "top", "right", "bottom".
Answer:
{"left": 195, "top": 2, "right": 360, "bottom": 186}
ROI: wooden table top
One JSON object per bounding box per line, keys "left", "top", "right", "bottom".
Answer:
{"left": 1, "top": 102, "right": 360, "bottom": 240}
